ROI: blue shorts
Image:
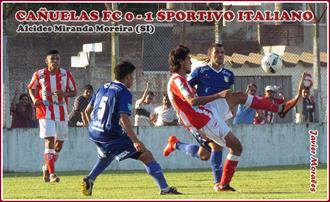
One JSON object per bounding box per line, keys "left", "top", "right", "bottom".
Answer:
{"left": 93, "top": 135, "right": 142, "bottom": 161}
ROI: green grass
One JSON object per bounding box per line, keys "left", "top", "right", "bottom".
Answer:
{"left": 3, "top": 165, "right": 328, "bottom": 200}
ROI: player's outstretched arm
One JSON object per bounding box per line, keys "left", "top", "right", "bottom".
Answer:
{"left": 82, "top": 104, "right": 93, "bottom": 126}
{"left": 120, "top": 113, "right": 145, "bottom": 152}
{"left": 185, "top": 90, "right": 228, "bottom": 106}
{"left": 136, "top": 81, "right": 150, "bottom": 107}
{"left": 291, "top": 72, "right": 307, "bottom": 101}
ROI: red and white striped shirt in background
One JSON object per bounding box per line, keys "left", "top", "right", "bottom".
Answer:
{"left": 167, "top": 73, "right": 211, "bottom": 130}
{"left": 264, "top": 97, "right": 284, "bottom": 123}
{"left": 28, "top": 67, "right": 76, "bottom": 121}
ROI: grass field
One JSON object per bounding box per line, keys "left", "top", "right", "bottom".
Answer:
{"left": 2, "top": 165, "right": 328, "bottom": 200}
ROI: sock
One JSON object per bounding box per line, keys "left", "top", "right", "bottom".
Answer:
{"left": 44, "top": 149, "right": 56, "bottom": 174}
{"left": 245, "top": 95, "right": 278, "bottom": 113}
{"left": 176, "top": 142, "right": 200, "bottom": 158}
{"left": 210, "top": 151, "right": 223, "bottom": 184}
{"left": 145, "top": 160, "right": 168, "bottom": 190}
{"left": 88, "top": 155, "right": 114, "bottom": 181}
{"left": 220, "top": 154, "right": 240, "bottom": 187}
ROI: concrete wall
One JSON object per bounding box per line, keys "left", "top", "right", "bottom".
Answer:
{"left": 3, "top": 123, "right": 327, "bottom": 172}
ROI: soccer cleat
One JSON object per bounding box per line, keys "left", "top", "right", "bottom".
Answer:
{"left": 278, "top": 96, "right": 299, "bottom": 118}
{"left": 42, "top": 165, "right": 50, "bottom": 183}
{"left": 160, "top": 186, "right": 182, "bottom": 195}
{"left": 218, "top": 184, "right": 236, "bottom": 192}
{"left": 163, "top": 135, "right": 179, "bottom": 157}
{"left": 81, "top": 177, "right": 94, "bottom": 196}
{"left": 49, "top": 174, "right": 60, "bottom": 183}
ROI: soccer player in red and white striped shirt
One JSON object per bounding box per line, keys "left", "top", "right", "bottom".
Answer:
{"left": 165, "top": 45, "right": 305, "bottom": 191}
{"left": 28, "top": 50, "right": 77, "bottom": 183}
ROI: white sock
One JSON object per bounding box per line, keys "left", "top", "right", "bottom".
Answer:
{"left": 244, "top": 95, "right": 254, "bottom": 107}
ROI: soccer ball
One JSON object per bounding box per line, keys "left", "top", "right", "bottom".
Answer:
{"left": 261, "top": 53, "right": 283, "bottom": 74}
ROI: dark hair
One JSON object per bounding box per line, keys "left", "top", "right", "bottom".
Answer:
{"left": 245, "top": 83, "right": 257, "bottom": 93}
{"left": 207, "top": 43, "right": 224, "bottom": 55}
{"left": 206, "top": 43, "right": 224, "bottom": 62}
{"left": 303, "top": 87, "right": 310, "bottom": 91}
{"left": 46, "top": 50, "right": 59, "bottom": 56}
{"left": 114, "top": 61, "right": 136, "bottom": 80}
{"left": 19, "top": 93, "right": 29, "bottom": 101}
{"left": 84, "top": 84, "right": 93, "bottom": 91}
{"left": 168, "top": 45, "right": 190, "bottom": 73}
{"left": 146, "top": 91, "right": 154, "bottom": 97}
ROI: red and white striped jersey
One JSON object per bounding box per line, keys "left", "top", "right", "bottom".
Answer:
{"left": 264, "top": 97, "right": 285, "bottom": 123}
{"left": 28, "top": 67, "right": 76, "bottom": 121}
{"left": 167, "top": 73, "right": 210, "bottom": 130}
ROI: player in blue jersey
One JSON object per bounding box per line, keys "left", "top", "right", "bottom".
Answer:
{"left": 81, "top": 61, "right": 181, "bottom": 196}
{"left": 166, "top": 43, "right": 235, "bottom": 191}
{"left": 188, "top": 44, "right": 235, "bottom": 96}
{"left": 164, "top": 44, "right": 306, "bottom": 191}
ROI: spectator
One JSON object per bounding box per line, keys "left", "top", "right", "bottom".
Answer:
{"left": 233, "top": 83, "right": 257, "bottom": 125}
{"left": 253, "top": 110, "right": 265, "bottom": 125}
{"left": 151, "top": 94, "right": 178, "bottom": 126}
{"left": 10, "top": 89, "right": 37, "bottom": 128}
{"left": 262, "top": 85, "right": 285, "bottom": 124}
{"left": 295, "top": 87, "right": 315, "bottom": 123}
{"left": 134, "top": 82, "right": 155, "bottom": 126}
{"left": 68, "top": 84, "right": 94, "bottom": 127}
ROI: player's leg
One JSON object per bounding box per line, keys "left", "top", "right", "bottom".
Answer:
{"left": 223, "top": 91, "right": 280, "bottom": 113}
{"left": 138, "top": 149, "right": 182, "bottom": 195}
{"left": 53, "top": 121, "right": 69, "bottom": 162}
{"left": 198, "top": 109, "right": 238, "bottom": 191}
{"left": 163, "top": 135, "right": 205, "bottom": 159}
{"left": 218, "top": 132, "right": 243, "bottom": 191}
{"left": 179, "top": 132, "right": 224, "bottom": 187}
{"left": 39, "top": 119, "right": 59, "bottom": 183}
{"left": 207, "top": 142, "right": 224, "bottom": 190}
{"left": 224, "top": 72, "right": 306, "bottom": 117}
{"left": 82, "top": 142, "right": 114, "bottom": 196}
{"left": 43, "top": 137, "right": 57, "bottom": 182}
{"left": 54, "top": 140, "right": 63, "bottom": 162}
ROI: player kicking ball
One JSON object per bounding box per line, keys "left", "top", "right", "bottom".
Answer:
{"left": 165, "top": 45, "right": 306, "bottom": 192}
{"left": 81, "top": 61, "right": 181, "bottom": 196}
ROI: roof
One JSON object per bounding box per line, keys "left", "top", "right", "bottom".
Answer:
{"left": 191, "top": 51, "right": 328, "bottom": 68}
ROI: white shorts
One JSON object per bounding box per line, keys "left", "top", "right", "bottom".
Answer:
{"left": 39, "top": 119, "right": 69, "bottom": 140}
{"left": 205, "top": 99, "right": 233, "bottom": 121}
{"left": 197, "top": 108, "right": 231, "bottom": 147}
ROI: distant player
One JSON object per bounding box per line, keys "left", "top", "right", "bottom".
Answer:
{"left": 28, "top": 50, "right": 77, "bottom": 183}
{"left": 165, "top": 45, "right": 305, "bottom": 191}
{"left": 188, "top": 43, "right": 235, "bottom": 96}
{"left": 81, "top": 61, "right": 181, "bottom": 196}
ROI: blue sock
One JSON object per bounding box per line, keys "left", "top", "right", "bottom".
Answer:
{"left": 176, "top": 142, "right": 200, "bottom": 158}
{"left": 145, "top": 160, "right": 168, "bottom": 190}
{"left": 88, "top": 155, "right": 114, "bottom": 181}
{"left": 210, "top": 151, "right": 223, "bottom": 184}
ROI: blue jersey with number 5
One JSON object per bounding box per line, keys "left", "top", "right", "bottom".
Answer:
{"left": 88, "top": 81, "right": 132, "bottom": 142}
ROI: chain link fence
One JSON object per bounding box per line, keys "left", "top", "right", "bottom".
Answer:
{"left": 3, "top": 2, "right": 328, "bottom": 128}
